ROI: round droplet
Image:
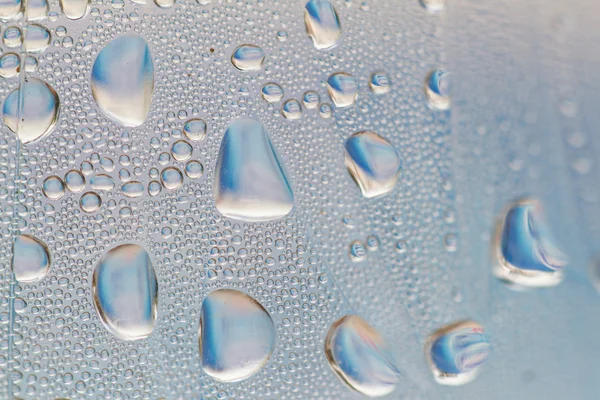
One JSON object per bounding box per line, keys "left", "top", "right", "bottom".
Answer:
{"left": 302, "top": 91, "right": 320, "bottom": 109}
{"left": 369, "top": 72, "right": 391, "bottom": 94}
{"left": 25, "top": 24, "right": 50, "bottom": 53}
{"left": 64, "top": 170, "right": 86, "bottom": 193}
{"left": 80, "top": 192, "right": 101, "bottom": 213}
{"left": 24, "top": 56, "right": 37, "bottom": 73}
{"left": 60, "top": 0, "right": 90, "bottom": 20}
{"left": 121, "top": 181, "right": 144, "bottom": 198}
{"left": 327, "top": 72, "right": 358, "bottom": 108}
{"left": 183, "top": 118, "right": 207, "bottom": 141}
{"left": 425, "top": 68, "right": 450, "bottom": 111}
{"left": 148, "top": 180, "right": 162, "bottom": 196}
{"left": 3, "top": 78, "right": 60, "bottom": 144}
{"left": 425, "top": 321, "right": 490, "bottom": 386}
{"left": 325, "top": 315, "right": 400, "bottom": 397}
{"left": 420, "top": 0, "right": 445, "bottom": 12}
{"left": 90, "top": 174, "right": 115, "bottom": 191}
{"left": 231, "top": 44, "right": 265, "bottom": 72}
{"left": 171, "top": 140, "right": 193, "bottom": 162}
{"left": 319, "top": 103, "right": 333, "bottom": 118}
{"left": 261, "top": 82, "right": 284, "bottom": 103}
{"left": 161, "top": 167, "right": 183, "bottom": 190}
{"left": 349, "top": 240, "right": 367, "bottom": 262}
{"left": 282, "top": 99, "right": 302, "bottom": 120}
{"left": 0, "top": 53, "right": 19, "bottom": 78}
{"left": 42, "top": 176, "right": 65, "bottom": 200}
{"left": 0, "top": 0, "right": 22, "bottom": 20}
{"left": 199, "top": 289, "right": 275, "bottom": 382}
{"left": 93, "top": 244, "right": 158, "bottom": 340}
{"left": 304, "top": 0, "right": 342, "bottom": 50}
{"left": 3, "top": 27, "right": 22, "bottom": 48}
{"left": 12, "top": 234, "right": 50, "bottom": 283}
{"left": 366, "top": 235, "right": 380, "bottom": 251}
{"left": 154, "top": 0, "right": 175, "bottom": 7}
{"left": 185, "top": 160, "right": 204, "bottom": 179}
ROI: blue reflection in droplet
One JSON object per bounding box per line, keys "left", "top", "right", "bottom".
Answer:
{"left": 304, "top": 0, "right": 342, "bottom": 50}
{"left": 231, "top": 44, "right": 265, "bottom": 71}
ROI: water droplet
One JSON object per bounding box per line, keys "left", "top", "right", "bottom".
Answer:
{"left": 425, "top": 321, "right": 490, "bottom": 386}
{"left": 0, "top": 53, "right": 20, "bottom": 78}
{"left": 80, "top": 191, "right": 101, "bottom": 213}
{"left": 26, "top": 0, "right": 48, "bottom": 20}
{"left": 148, "top": 180, "right": 162, "bottom": 196}
{"left": 420, "top": 0, "right": 445, "bottom": 12}
{"left": 154, "top": 0, "right": 175, "bottom": 8}
{"left": 3, "top": 26, "right": 22, "bottom": 48}
{"left": 199, "top": 289, "right": 275, "bottom": 382}
{"left": 327, "top": 72, "right": 358, "bottom": 108}
{"left": 494, "top": 198, "right": 567, "bottom": 288}
{"left": 349, "top": 240, "right": 367, "bottom": 262}
{"left": 160, "top": 166, "right": 183, "bottom": 190}
{"left": 42, "top": 176, "right": 65, "bottom": 200}
{"left": 91, "top": 34, "right": 154, "bottom": 127}
{"left": 12, "top": 234, "right": 50, "bottom": 282}
{"left": 182, "top": 118, "right": 207, "bottom": 141}
{"left": 302, "top": 91, "right": 320, "bottom": 109}
{"left": 3, "top": 78, "right": 60, "bottom": 144}
{"left": 231, "top": 44, "right": 265, "bottom": 72}
{"left": 366, "top": 235, "right": 380, "bottom": 251}
{"left": 24, "top": 24, "right": 50, "bottom": 53}
{"left": 0, "top": 0, "right": 21, "bottom": 21}
{"left": 369, "top": 72, "right": 391, "bottom": 94}
{"left": 345, "top": 131, "right": 401, "bottom": 198}
{"left": 214, "top": 117, "right": 294, "bottom": 222}
{"left": 121, "top": 181, "right": 144, "bottom": 198}
{"left": 185, "top": 160, "right": 204, "bottom": 179}
{"left": 261, "top": 82, "right": 284, "bottom": 103}
{"left": 171, "top": 140, "right": 193, "bottom": 161}
{"left": 93, "top": 244, "right": 158, "bottom": 340}
{"left": 90, "top": 174, "right": 115, "bottom": 191}
{"left": 60, "top": 0, "right": 90, "bottom": 20}
{"left": 319, "top": 103, "right": 333, "bottom": 118}
{"left": 304, "top": 0, "right": 342, "bottom": 50}
{"left": 325, "top": 315, "right": 400, "bottom": 397}
{"left": 282, "top": 99, "right": 302, "bottom": 120}
{"left": 425, "top": 69, "right": 450, "bottom": 111}
{"left": 64, "top": 170, "right": 86, "bottom": 193}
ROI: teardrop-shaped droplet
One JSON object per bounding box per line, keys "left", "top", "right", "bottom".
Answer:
{"left": 0, "top": 0, "right": 21, "bottom": 21}
{"left": 91, "top": 34, "right": 154, "bottom": 127}
{"left": 425, "top": 68, "right": 450, "bottom": 110}
{"left": 345, "top": 131, "right": 401, "bottom": 198}
{"left": 24, "top": 24, "right": 50, "bottom": 53}
{"left": 304, "top": 0, "right": 342, "bottom": 50}
{"left": 199, "top": 289, "right": 275, "bottom": 382}
{"left": 12, "top": 234, "right": 50, "bottom": 282}
{"left": 121, "top": 181, "right": 144, "bottom": 198}
{"left": 60, "top": 0, "right": 90, "bottom": 20}
{"left": 494, "top": 198, "right": 568, "bottom": 288}
{"left": 231, "top": 44, "right": 265, "bottom": 72}
{"left": 425, "top": 320, "right": 490, "bottom": 386}
{"left": 325, "top": 315, "right": 401, "bottom": 397}
{"left": 261, "top": 82, "right": 284, "bottom": 103}
{"left": 214, "top": 117, "right": 294, "bottom": 222}
{"left": 3, "top": 77, "right": 60, "bottom": 144}
{"left": 93, "top": 244, "right": 158, "bottom": 340}
{"left": 327, "top": 72, "right": 358, "bottom": 108}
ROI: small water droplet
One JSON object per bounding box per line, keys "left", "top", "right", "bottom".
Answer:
{"left": 184, "top": 160, "right": 204, "bottom": 179}
{"left": 64, "top": 170, "right": 86, "bottom": 193}
{"left": 261, "top": 82, "right": 284, "bottom": 103}
{"left": 161, "top": 167, "right": 183, "bottom": 190}
{"left": 366, "top": 235, "right": 380, "bottom": 251}
{"left": 319, "top": 103, "right": 333, "bottom": 118}
{"left": 282, "top": 99, "right": 302, "bottom": 120}
{"left": 171, "top": 140, "right": 193, "bottom": 162}
{"left": 369, "top": 72, "right": 391, "bottom": 94}
{"left": 302, "top": 91, "right": 320, "bottom": 109}
{"left": 12, "top": 234, "right": 50, "bottom": 282}
{"left": 148, "top": 180, "right": 162, "bottom": 196}
{"left": 231, "top": 44, "right": 265, "bottom": 72}
{"left": 80, "top": 191, "right": 101, "bottom": 213}
{"left": 425, "top": 68, "right": 450, "bottom": 111}
{"left": 121, "top": 181, "right": 144, "bottom": 198}
{"left": 42, "top": 176, "right": 65, "bottom": 200}
{"left": 60, "top": 0, "right": 90, "bottom": 20}
{"left": 304, "top": 0, "right": 342, "bottom": 50}
{"left": 327, "top": 72, "right": 358, "bottom": 108}
{"left": 349, "top": 240, "right": 367, "bottom": 262}
{"left": 182, "top": 118, "right": 207, "bottom": 141}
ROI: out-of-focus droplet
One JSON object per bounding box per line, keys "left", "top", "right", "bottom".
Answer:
{"left": 425, "top": 320, "right": 490, "bottom": 386}
{"left": 494, "top": 198, "right": 567, "bottom": 288}
{"left": 327, "top": 72, "right": 358, "bottom": 108}
{"left": 0, "top": 0, "right": 21, "bottom": 21}
{"left": 231, "top": 44, "right": 265, "bottom": 72}
{"left": 183, "top": 118, "right": 207, "bottom": 141}
{"left": 26, "top": 0, "right": 48, "bottom": 21}
{"left": 64, "top": 170, "right": 86, "bottom": 193}
{"left": 60, "top": 0, "right": 90, "bottom": 20}
{"left": 199, "top": 289, "right": 275, "bottom": 382}
{"left": 319, "top": 103, "right": 333, "bottom": 118}
{"left": 282, "top": 99, "right": 302, "bottom": 120}
{"left": 3, "top": 26, "right": 22, "bottom": 48}
{"left": 80, "top": 191, "right": 101, "bottom": 213}
{"left": 261, "top": 82, "right": 284, "bottom": 103}
{"left": 349, "top": 240, "right": 367, "bottom": 262}
{"left": 171, "top": 140, "right": 193, "bottom": 161}
{"left": 345, "top": 131, "right": 401, "bottom": 198}
{"left": 420, "top": 0, "right": 445, "bottom": 12}
{"left": 302, "top": 90, "right": 320, "bottom": 109}
{"left": 214, "top": 117, "right": 294, "bottom": 222}
{"left": 91, "top": 35, "right": 154, "bottom": 127}
{"left": 369, "top": 72, "right": 391, "bottom": 94}
{"left": 0, "top": 53, "right": 20, "bottom": 78}
{"left": 3, "top": 78, "right": 60, "bottom": 144}
{"left": 12, "top": 234, "right": 50, "bottom": 283}
{"left": 161, "top": 167, "right": 183, "bottom": 190}
{"left": 325, "top": 315, "right": 400, "bottom": 397}
{"left": 90, "top": 174, "right": 115, "bottom": 191}
{"left": 24, "top": 24, "right": 50, "bottom": 53}
{"left": 304, "top": 0, "right": 342, "bottom": 50}
{"left": 425, "top": 68, "right": 450, "bottom": 110}
{"left": 93, "top": 244, "right": 158, "bottom": 340}
{"left": 42, "top": 176, "right": 65, "bottom": 200}
{"left": 121, "top": 181, "right": 144, "bottom": 198}
{"left": 185, "top": 160, "right": 204, "bottom": 179}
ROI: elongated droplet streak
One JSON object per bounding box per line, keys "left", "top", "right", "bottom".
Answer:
{"left": 60, "top": 0, "right": 90, "bottom": 20}
{"left": 325, "top": 315, "right": 401, "bottom": 397}
{"left": 425, "top": 320, "right": 490, "bottom": 386}
{"left": 494, "top": 198, "right": 568, "bottom": 288}
{"left": 91, "top": 35, "right": 154, "bottom": 127}
{"left": 345, "top": 131, "right": 401, "bottom": 198}
{"left": 304, "top": 0, "right": 342, "bottom": 50}
{"left": 12, "top": 234, "right": 50, "bottom": 283}
{"left": 214, "top": 117, "right": 294, "bottom": 222}
{"left": 3, "top": 78, "right": 60, "bottom": 144}
{"left": 199, "top": 289, "right": 275, "bottom": 382}
{"left": 93, "top": 244, "right": 158, "bottom": 340}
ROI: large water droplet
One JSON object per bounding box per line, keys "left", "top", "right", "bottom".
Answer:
{"left": 282, "top": 99, "right": 302, "bottom": 120}
{"left": 325, "top": 315, "right": 400, "bottom": 397}
{"left": 26, "top": 0, "right": 48, "bottom": 21}
{"left": 231, "top": 45, "right": 265, "bottom": 72}
{"left": 327, "top": 72, "right": 358, "bottom": 108}
{"left": 182, "top": 118, "right": 207, "bottom": 141}
{"left": 3, "top": 78, "right": 60, "bottom": 144}
{"left": 42, "top": 176, "right": 65, "bottom": 200}
{"left": 161, "top": 167, "right": 183, "bottom": 190}
{"left": 12, "top": 234, "right": 50, "bottom": 283}
{"left": 425, "top": 68, "right": 450, "bottom": 110}
{"left": 0, "top": 53, "right": 19, "bottom": 78}
{"left": 185, "top": 160, "right": 204, "bottom": 179}
{"left": 199, "top": 289, "right": 275, "bottom": 382}
{"left": 0, "top": 0, "right": 21, "bottom": 21}
{"left": 261, "top": 82, "right": 284, "bottom": 103}
{"left": 90, "top": 174, "right": 115, "bottom": 191}
{"left": 80, "top": 191, "right": 101, "bottom": 213}
{"left": 345, "top": 131, "right": 401, "bottom": 198}
{"left": 93, "top": 244, "right": 158, "bottom": 340}
{"left": 3, "top": 26, "right": 22, "bottom": 48}
{"left": 425, "top": 321, "right": 490, "bottom": 386}
{"left": 304, "top": 0, "right": 342, "bottom": 50}
{"left": 60, "top": 0, "right": 90, "bottom": 20}
{"left": 64, "top": 170, "right": 85, "bottom": 192}
{"left": 24, "top": 24, "right": 50, "bottom": 53}
{"left": 91, "top": 35, "right": 154, "bottom": 127}
{"left": 369, "top": 72, "right": 391, "bottom": 94}
{"left": 121, "top": 181, "right": 144, "bottom": 198}
{"left": 494, "top": 198, "right": 568, "bottom": 288}
{"left": 214, "top": 117, "right": 294, "bottom": 222}
{"left": 302, "top": 90, "right": 320, "bottom": 109}
{"left": 171, "top": 140, "right": 193, "bottom": 161}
